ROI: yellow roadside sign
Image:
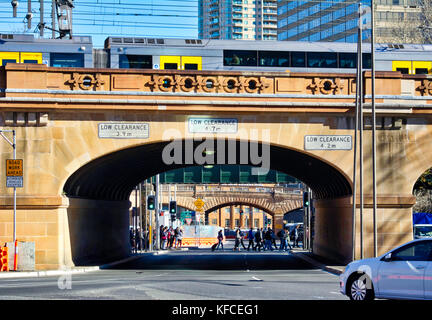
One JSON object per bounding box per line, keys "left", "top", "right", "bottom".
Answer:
{"left": 6, "top": 159, "right": 23, "bottom": 176}
{"left": 194, "top": 198, "right": 205, "bottom": 210}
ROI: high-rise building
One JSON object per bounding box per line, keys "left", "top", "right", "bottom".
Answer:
{"left": 375, "top": 0, "right": 424, "bottom": 43}
{"left": 277, "top": 1, "right": 367, "bottom": 43}
{"left": 198, "top": 0, "right": 278, "bottom": 40}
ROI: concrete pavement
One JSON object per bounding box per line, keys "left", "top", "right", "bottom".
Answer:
{"left": 0, "top": 246, "right": 347, "bottom": 278}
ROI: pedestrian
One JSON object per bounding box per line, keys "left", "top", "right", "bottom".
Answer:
{"left": 159, "top": 225, "right": 164, "bottom": 250}
{"left": 285, "top": 227, "right": 292, "bottom": 251}
{"left": 129, "top": 227, "right": 135, "bottom": 252}
{"left": 168, "top": 226, "right": 175, "bottom": 249}
{"left": 247, "top": 227, "right": 255, "bottom": 251}
{"left": 270, "top": 228, "right": 278, "bottom": 250}
{"left": 294, "top": 225, "right": 300, "bottom": 248}
{"left": 254, "top": 228, "right": 262, "bottom": 252}
{"left": 279, "top": 228, "right": 292, "bottom": 251}
{"left": 264, "top": 228, "right": 273, "bottom": 251}
{"left": 234, "top": 228, "right": 242, "bottom": 251}
{"left": 136, "top": 227, "right": 143, "bottom": 251}
{"left": 162, "top": 226, "right": 168, "bottom": 250}
{"left": 174, "top": 227, "right": 179, "bottom": 248}
{"left": 176, "top": 227, "right": 183, "bottom": 249}
{"left": 216, "top": 229, "right": 224, "bottom": 250}
{"left": 277, "top": 228, "right": 285, "bottom": 251}
{"left": 239, "top": 229, "right": 246, "bottom": 250}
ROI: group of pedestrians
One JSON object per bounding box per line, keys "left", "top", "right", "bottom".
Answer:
{"left": 214, "top": 225, "right": 302, "bottom": 252}
{"left": 159, "top": 225, "right": 184, "bottom": 250}
{"left": 130, "top": 226, "right": 150, "bottom": 251}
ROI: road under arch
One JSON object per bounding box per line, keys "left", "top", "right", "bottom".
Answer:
{"left": 63, "top": 139, "right": 353, "bottom": 266}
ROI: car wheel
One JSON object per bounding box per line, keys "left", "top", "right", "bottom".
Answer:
{"left": 348, "top": 274, "right": 375, "bottom": 301}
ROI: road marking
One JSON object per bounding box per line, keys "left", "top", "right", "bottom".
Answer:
{"left": 251, "top": 276, "right": 263, "bottom": 281}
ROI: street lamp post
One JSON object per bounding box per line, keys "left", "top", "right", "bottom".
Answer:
{"left": 0, "top": 129, "right": 18, "bottom": 270}
{"left": 371, "top": 0, "right": 378, "bottom": 258}
{"left": 0, "top": 130, "right": 17, "bottom": 243}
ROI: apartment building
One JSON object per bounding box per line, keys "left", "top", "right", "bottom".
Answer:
{"left": 199, "top": 0, "right": 278, "bottom": 40}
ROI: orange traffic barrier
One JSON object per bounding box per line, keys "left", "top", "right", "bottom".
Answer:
{"left": 0, "top": 246, "right": 9, "bottom": 272}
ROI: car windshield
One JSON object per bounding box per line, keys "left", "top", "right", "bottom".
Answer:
{"left": 415, "top": 226, "right": 432, "bottom": 237}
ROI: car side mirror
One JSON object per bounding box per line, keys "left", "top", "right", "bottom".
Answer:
{"left": 383, "top": 253, "right": 392, "bottom": 262}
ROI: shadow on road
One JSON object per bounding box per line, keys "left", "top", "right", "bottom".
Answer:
{"left": 104, "top": 249, "right": 319, "bottom": 271}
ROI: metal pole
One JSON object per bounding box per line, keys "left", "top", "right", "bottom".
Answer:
{"left": 40, "top": 0, "right": 44, "bottom": 37}
{"left": 144, "top": 182, "right": 148, "bottom": 251}
{"left": 0, "top": 130, "right": 16, "bottom": 245}
{"left": 155, "top": 174, "right": 160, "bottom": 250}
{"left": 359, "top": 16, "right": 364, "bottom": 260}
{"left": 51, "top": 0, "right": 56, "bottom": 38}
{"left": 13, "top": 130, "right": 16, "bottom": 246}
{"left": 371, "top": 0, "right": 378, "bottom": 258}
{"left": 27, "top": 0, "right": 31, "bottom": 29}
{"left": 139, "top": 182, "right": 143, "bottom": 252}
{"left": 308, "top": 189, "right": 312, "bottom": 252}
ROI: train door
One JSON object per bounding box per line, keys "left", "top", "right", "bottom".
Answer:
{"left": 20, "top": 52, "right": 43, "bottom": 64}
{"left": 0, "top": 52, "right": 19, "bottom": 66}
{"left": 392, "top": 61, "right": 411, "bottom": 74}
{"left": 181, "top": 56, "right": 202, "bottom": 70}
{"left": 160, "top": 56, "right": 181, "bottom": 70}
{"left": 412, "top": 61, "right": 432, "bottom": 75}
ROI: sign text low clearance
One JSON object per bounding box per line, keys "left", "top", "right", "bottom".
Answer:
{"left": 304, "top": 135, "right": 352, "bottom": 150}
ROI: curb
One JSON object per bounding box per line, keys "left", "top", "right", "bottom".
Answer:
{"left": 0, "top": 266, "right": 100, "bottom": 279}
{"left": 0, "top": 249, "right": 183, "bottom": 277}
{"left": 291, "top": 251, "right": 345, "bottom": 275}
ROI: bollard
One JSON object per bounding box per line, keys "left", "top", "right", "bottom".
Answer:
{"left": 13, "top": 240, "right": 18, "bottom": 271}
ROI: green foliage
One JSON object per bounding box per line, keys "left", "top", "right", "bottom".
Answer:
{"left": 414, "top": 168, "right": 432, "bottom": 190}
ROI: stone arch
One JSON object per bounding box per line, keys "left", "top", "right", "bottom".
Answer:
{"left": 62, "top": 139, "right": 352, "bottom": 265}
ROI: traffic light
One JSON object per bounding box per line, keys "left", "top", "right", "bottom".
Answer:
{"left": 303, "top": 192, "right": 309, "bottom": 207}
{"left": 169, "top": 201, "right": 177, "bottom": 214}
{"left": 147, "top": 195, "right": 155, "bottom": 210}
{"left": 169, "top": 201, "right": 177, "bottom": 221}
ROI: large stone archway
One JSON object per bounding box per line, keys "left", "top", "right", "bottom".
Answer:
{"left": 1, "top": 64, "right": 431, "bottom": 269}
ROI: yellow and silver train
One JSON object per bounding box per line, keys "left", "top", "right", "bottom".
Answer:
{"left": 1, "top": 33, "right": 431, "bottom": 75}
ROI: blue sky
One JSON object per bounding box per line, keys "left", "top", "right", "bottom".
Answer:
{"left": 0, "top": 0, "right": 198, "bottom": 48}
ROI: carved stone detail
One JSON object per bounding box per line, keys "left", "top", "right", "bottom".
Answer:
{"left": 66, "top": 73, "right": 105, "bottom": 91}
{"left": 417, "top": 80, "right": 432, "bottom": 96}
{"left": 308, "top": 77, "right": 343, "bottom": 95}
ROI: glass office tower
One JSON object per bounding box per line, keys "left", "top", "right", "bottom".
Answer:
{"left": 277, "top": 0, "right": 368, "bottom": 42}
{"left": 199, "top": 0, "right": 278, "bottom": 40}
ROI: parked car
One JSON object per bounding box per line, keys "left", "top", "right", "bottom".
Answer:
{"left": 414, "top": 224, "right": 432, "bottom": 239}
{"left": 340, "top": 239, "right": 432, "bottom": 300}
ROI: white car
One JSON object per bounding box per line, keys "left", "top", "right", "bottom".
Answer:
{"left": 340, "top": 239, "right": 432, "bottom": 300}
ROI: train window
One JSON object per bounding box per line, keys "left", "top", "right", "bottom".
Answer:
{"left": 223, "top": 50, "right": 257, "bottom": 66}
{"left": 307, "top": 52, "right": 337, "bottom": 68}
{"left": 184, "top": 63, "right": 198, "bottom": 70}
{"left": 164, "top": 63, "right": 178, "bottom": 70}
{"left": 362, "top": 53, "right": 371, "bottom": 69}
{"left": 339, "top": 53, "right": 356, "bottom": 68}
{"left": 291, "top": 52, "right": 306, "bottom": 67}
{"left": 2, "top": 59, "right": 16, "bottom": 66}
{"left": 23, "top": 60, "right": 38, "bottom": 64}
{"left": 396, "top": 68, "right": 409, "bottom": 74}
{"left": 119, "top": 55, "right": 152, "bottom": 69}
{"left": 258, "top": 51, "right": 290, "bottom": 67}
{"left": 50, "top": 53, "right": 84, "bottom": 67}
{"left": 415, "top": 68, "right": 429, "bottom": 74}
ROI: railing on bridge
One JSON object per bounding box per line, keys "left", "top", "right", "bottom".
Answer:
{"left": 159, "top": 184, "right": 302, "bottom": 196}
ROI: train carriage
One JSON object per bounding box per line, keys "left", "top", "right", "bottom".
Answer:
{"left": 1, "top": 33, "right": 431, "bottom": 75}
